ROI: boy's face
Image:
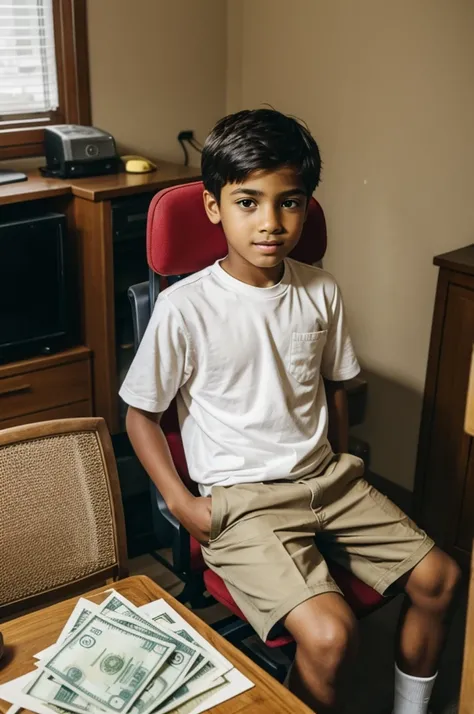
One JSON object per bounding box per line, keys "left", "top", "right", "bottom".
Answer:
{"left": 203, "top": 166, "right": 308, "bottom": 276}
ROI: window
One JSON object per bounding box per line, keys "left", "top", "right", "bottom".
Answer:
{"left": 0, "top": 0, "right": 59, "bottom": 117}
{"left": 0, "top": 0, "right": 91, "bottom": 159}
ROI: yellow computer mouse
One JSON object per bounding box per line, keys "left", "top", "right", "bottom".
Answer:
{"left": 121, "top": 155, "right": 157, "bottom": 173}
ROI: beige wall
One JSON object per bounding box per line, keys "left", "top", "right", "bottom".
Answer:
{"left": 87, "top": 0, "right": 227, "bottom": 165}
{"left": 226, "top": 2, "right": 243, "bottom": 114}
{"left": 227, "top": 0, "right": 474, "bottom": 488}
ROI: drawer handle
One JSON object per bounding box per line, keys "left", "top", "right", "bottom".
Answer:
{"left": 0, "top": 383, "right": 32, "bottom": 397}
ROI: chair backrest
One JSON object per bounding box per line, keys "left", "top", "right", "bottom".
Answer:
{"left": 0, "top": 417, "right": 128, "bottom": 619}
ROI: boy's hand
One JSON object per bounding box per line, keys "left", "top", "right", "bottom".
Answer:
{"left": 172, "top": 495, "right": 212, "bottom": 545}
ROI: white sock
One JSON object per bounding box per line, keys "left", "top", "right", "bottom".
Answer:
{"left": 393, "top": 663, "right": 437, "bottom": 714}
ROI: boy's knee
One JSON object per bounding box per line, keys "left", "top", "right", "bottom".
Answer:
{"left": 407, "top": 548, "right": 462, "bottom": 610}
{"left": 294, "top": 610, "right": 358, "bottom": 673}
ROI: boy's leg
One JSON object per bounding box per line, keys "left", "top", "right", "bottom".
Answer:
{"left": 283, "top": 592, "right": 358, "bottom": 714}
{"left": 390, "top": 547, "right": 461, "bottom": 714}
{"left": 201, "top": 478, "right": 355, "bottom": 712}
{"left": 312, "top": 453, "right": 462, "bottom": 714}
{"left": 396, "top": 546, "right": 461, "bottom": 677}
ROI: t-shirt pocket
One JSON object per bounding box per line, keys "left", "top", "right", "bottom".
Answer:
{"left": 289, "top": 330, "right": 328, "bottom": 384}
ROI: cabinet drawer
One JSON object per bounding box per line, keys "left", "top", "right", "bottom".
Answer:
{"left": 0, "top": 359, "right": 91, "bottom": 421}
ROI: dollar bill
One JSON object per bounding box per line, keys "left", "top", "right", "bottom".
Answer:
{"left": 142, "top": 601, "right": 232, "bottom": 681}
{"left": 97, "top": 593, "right": 146, "bottom": 624}
{"left": 59, "top": 601, "right": 100, "bottom": 642}
{"left": 40, "top": 613, "right": 174, "bottom": 714}
{"left": 0, "top": 671, "right": 64, "bottom": 714}
{"left": 97, "top": 594, "right": 232, "bottom": 712}
{"left": 97, "top": 594, "right": 204, "bottom": 700}
{"left": 140, "top": 601, "right": 231, "bottom": 665}
{"left": 107, "top": 616, "right": 203, "bottom": 712}
{"left": 178, "top": 668, "right": 254, "bottom": 714}
{"left": 156, "top": 625, "right": 208, "bottom": 681}
{"left": 25, "top": 670, "right": 106, "bottom": 714}
{"left": 157, "top": 676, "right": 226, "bottom": 714}
{"left": 35, "top": 600, "right": 100, "bottom": 662}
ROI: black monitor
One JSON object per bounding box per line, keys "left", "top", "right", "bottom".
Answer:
{"left": 0, "top": 212, "right": 73, "bottom": 363}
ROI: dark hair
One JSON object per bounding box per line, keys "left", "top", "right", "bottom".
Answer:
{"left": 201, "top": 108, "right": 322, "bottom": 202}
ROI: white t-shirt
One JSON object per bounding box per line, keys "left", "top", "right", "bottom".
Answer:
{"left": 119, "top": 258, "right": 360, "bottom": 496}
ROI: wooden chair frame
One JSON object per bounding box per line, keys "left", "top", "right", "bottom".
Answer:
{"left": 0, "top": 417, "right": 128, "bottom": 620}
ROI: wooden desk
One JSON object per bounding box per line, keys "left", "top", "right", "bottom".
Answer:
{"left": 0, "top": 575, "right": 312, "bottom": 714}
{"left": 0, "top": 163, "right": 201, "bottom": 206}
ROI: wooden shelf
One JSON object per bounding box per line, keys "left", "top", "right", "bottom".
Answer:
{"left": 0, "top": 346, "right": 91, "bottom": 378}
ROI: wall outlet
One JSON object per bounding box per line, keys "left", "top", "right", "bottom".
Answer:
{"left": 178, "top": 130, "right": 194, "bottom": 141}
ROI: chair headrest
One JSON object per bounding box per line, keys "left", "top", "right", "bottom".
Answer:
{"left": 147, "top": 180, "right": 327, "bottom": 276}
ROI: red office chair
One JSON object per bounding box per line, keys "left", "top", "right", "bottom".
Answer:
{"left": 127, "top": 181, "right": 385, "bottom": 680}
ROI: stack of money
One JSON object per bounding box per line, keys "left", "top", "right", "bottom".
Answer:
{"left": 0, "top": 591, "right": 254, "bottom": 714}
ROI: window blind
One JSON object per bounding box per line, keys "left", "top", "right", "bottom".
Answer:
{"left": 0, "top": 0, "right": 59, "bottom": 120}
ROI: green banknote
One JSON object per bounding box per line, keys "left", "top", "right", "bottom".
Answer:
{"left": 98, "top": 594, "right": 203, "bottom": 705}
{"left": 25, "top": 670, "right": 106, "bottom": 714}
{"left": 108, "top": 616, "right": 201, "bottom": 713}
{"left": 40, "top": 614, "right": 173, "bottom": 714}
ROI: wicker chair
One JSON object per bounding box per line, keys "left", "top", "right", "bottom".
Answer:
{"left": 0, "top": 417, "right": 128, "bottom": 620}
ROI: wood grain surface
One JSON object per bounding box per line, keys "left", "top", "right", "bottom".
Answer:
{"left": 0, "top": 164, "right": 200, "bottom": 206}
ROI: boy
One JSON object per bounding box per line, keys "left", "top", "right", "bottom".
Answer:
{"left": 120, "top": 109, "right": 461, "bottom": 714}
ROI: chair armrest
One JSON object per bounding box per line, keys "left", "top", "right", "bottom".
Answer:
{"left": 128, "top": 281, "right": 151, "bottom": 352}
{"left": 149, "top": 481, "right": 192, "bottom": 573}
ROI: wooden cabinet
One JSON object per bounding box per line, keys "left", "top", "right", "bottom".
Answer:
{"left": 414, "top": 245, "right": 474, "bottom": 570}
{"left": 0, "top": 163, "right": 201, "bottom": 435}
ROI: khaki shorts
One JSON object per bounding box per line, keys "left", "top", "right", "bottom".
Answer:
{"left": 202, "top": 453, "right": 434, "bottom": 641}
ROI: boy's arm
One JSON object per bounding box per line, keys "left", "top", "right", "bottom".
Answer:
{"left": 325, "top": 379, "right": 349, "bottom": 454}
{"left": 126, "top": 406, "right": 212, "bottom": 544}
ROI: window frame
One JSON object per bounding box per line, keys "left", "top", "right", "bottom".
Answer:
{"left": 0, "top": 0, "right": 91, "bottom": 160}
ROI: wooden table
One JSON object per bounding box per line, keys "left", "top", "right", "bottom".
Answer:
{"left": 0, "top": 575, "right": 312, "bottom": 714}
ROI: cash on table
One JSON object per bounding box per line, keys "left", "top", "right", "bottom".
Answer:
{"left": 0, "top": 591, "right": 254, "bottom": 714}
